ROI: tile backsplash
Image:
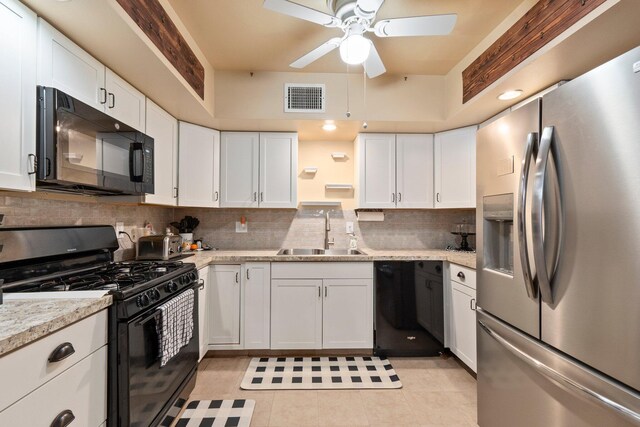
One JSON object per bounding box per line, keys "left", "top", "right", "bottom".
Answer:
{"left": 0, "top": 192, "right": 476, "bottom": 256}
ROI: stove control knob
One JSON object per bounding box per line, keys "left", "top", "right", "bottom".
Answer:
{"left": 148, "top": 289, "right": 161, "bottom": 301}
{"left": 136, "top": 294, "right": 150, "bottom": 307}
{"left": 180, "top": 275, "right": 190, "bottom": 285}
{"left": 189, "top": 271, "right": 198, "bottom": 282}
{"left": 165, "top": 281, "right": 178, "bottom": 293}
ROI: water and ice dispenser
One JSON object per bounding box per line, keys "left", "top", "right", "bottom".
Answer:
{"left": 483, "top": 194, "right": 514, "bottom": 276}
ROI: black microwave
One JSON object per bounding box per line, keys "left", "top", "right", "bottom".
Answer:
{"left": 36, "top": 86, "right": 154, "bottom": 195}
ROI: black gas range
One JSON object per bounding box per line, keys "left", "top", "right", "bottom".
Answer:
{"left": 0, "top": 226, "right": 199, "bottom": 427}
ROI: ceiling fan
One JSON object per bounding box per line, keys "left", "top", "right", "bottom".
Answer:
{"left": 263, "top": 0, "right": 457, "bottom": 78}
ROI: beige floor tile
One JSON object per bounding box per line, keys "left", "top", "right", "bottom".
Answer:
{"left": 317, "top": 390, "right": 369, "bottom": 426}
{"left": 404, "top": 390, "right": 476, "bottom": 426}
{"left": 360, "top": 389, "right": 418, "bottom": 425}
{"left": 269, "top": 390, "right": 320, "bottom": 426}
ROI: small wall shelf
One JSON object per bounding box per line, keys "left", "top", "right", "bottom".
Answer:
{"left": 300, "top": 201, "right": 342, "bottom": 207}
{"left": 331, "top": 152, "right": 347, "bottom": 160}
{"left": 303, "top": 167, "right": 318, "bottom": 174}
{"left": 325, "top": 183, "right": 353, "bottom": 190}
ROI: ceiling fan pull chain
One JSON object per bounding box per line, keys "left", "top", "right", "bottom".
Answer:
{"left": 363, "top": 68, "right": 368, "bottom": 129}
{"left": 346, "top": 63, "right": 351, "bottom": 118}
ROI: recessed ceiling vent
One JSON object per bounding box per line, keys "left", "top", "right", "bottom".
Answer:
{"left": 284, "top": 83, "right": 325, "bottom": 113}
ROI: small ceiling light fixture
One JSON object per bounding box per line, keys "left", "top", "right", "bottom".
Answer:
{"left": 498, "top": 90, "right": 523, "bottom": 101}
{"left": 322, "top": 121, "right": 337, "bottom": 131}
{"left": 339, "top": 34, "right": 371, "bottom": 65}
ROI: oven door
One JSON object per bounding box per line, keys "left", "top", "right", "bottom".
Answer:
{"left": 120, "top": 288, "right": 199, "bottom": 427}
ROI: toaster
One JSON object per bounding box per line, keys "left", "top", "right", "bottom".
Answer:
{"left": 136, "top": 234, "right": 183, "bottom": 260}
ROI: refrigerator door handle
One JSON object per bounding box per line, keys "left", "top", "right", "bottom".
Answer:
{"left": 478, "top": 317, "right": 640, "bottom": 425}
{"left": 518, "top": 132, "right": 538, "bottom": 299}
{"left": 532, "top": 126, "right": 562, "bottom": 304}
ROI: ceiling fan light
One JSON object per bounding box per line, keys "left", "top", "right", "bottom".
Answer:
{"left": 339, "top": 34, "right": 371, "bottom": 65}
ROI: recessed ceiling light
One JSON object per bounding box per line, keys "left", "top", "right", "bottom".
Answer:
{"left": 322, "top": 121, "right": 337, "bottom": 131}
{"left": 498, "top": 90, "right": 523, "bottom": 101}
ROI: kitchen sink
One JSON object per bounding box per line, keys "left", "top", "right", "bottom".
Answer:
{"left": 276, "top": 248, "right": 367, "bottom": 256}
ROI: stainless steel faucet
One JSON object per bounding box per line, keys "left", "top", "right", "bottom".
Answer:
{"left": 324, "top": 211, "right": 334, "bottom": 250}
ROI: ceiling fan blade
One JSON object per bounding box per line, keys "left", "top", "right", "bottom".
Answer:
{"left": 290, "top": 38, "right": 342, "bottom": 68}
{"left": 364, "top": 41, "right": 386, "bottom": 78}
{"left": 355, "top": 0, "right": 384, "bottom": 19}
{"left": 374, "top": 14, "right": 457, "bottom": 37}
{"left": 263, "top": 0, "right": 341, "bottom": 27}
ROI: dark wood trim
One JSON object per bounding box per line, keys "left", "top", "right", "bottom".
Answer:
{"left": 116, "top": 0, "right": 205, "bottom": 99}
{"left": 462, "top": 0, "right": 607, "bottom": 103}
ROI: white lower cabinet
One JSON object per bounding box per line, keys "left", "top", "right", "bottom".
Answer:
{"left": 323, "top": 279, "right": 373, "bottom": 349}
{"left": 208, "top": 265, "right": 241, "bottom": 345}
{"left": 271, "top": 279, "right": 323, "bottom": 350}
{"left": 197, "top": 266, "right": 210, "bottom": 361}
{"left": 270, "top": 263, "right": 374, "bottom": 350}
{"left": 447, "top": 263, "right": 477, "bottom": 372}
{"left": 243, "top": 263, "right": 271, "bottom": 349}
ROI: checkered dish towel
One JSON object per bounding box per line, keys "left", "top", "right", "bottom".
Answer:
{"left": 156, "top": 288, "right": 194, "bottom": 367}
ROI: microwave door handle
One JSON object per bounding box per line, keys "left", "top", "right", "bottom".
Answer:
{"left": 129, "top": 143, "right": 144, "bottom": 182}
{"left": 518, "top": 132, "right": 537, "bottom": 299}
{"left": 532, "top": 126, "right": 563, "bottom": 305}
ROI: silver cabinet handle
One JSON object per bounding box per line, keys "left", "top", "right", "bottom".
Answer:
{"left": 50, "top": 409, "right": 75, "bottom": 427}
{"left": 318, "top": 286, "right": 321, "bottom": 298}
{"left": 398, "top": 192, "right": 402, "bottom": 202}
{"left": 28, "top": 154, "right": 37, "bottom": 175}
{"left": 48, "top": 342, "right": 75, "bottom": 363}
{"left": 214, "top": 191, "right": 219, "bottom": 201}
{"left": 108, "top": 92, "right": 115, "bottom": 109}
{"left": 478, "top": 318, "right": 640, "bottom": 425}
{"left": 235, "top": 272, "right": 239, "bottom": 284}
{"left": 518, "top": 132, "right": 538, "bottom": 299}
{"left": 260, "top": 192, "right": 264, "bottom": 202}
{"left": 324, "top": 287, "right": 328, "bottom": 298}
{"left": 470, "top": 298, "right": 476, "bottom": 311}
{"left": 174, "top": 187, "right": 179, "bottom": 199}
{"left": 532, "top": 126, "right": 563, "bottom": 304}
{"left": 457, "top": 271, "right": 465, "bottom": 280}
{"left": 246, "top": 269, "right": 250, "bottom": 280}
{"left": 253, "top": 192, "right": 257, "bottom": 202}
{"left": 436, "top": 192, "right": 441, "bottom": 203}
{"left": 99, "top": 88, "right": 107, "bottom": 104}
{"left": 391, "top": 193, "right": 395, "bottom": 203}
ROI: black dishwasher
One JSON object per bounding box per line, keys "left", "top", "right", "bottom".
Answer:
{"left": 374, "top": 261, "right": 445, "bottom": 357}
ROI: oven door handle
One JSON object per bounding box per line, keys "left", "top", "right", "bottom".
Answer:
{"left": 135, "top": 309, "right": 160, "bottom": 327}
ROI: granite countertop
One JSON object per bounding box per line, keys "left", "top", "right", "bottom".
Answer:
{"left": 184, "top": 249, "right": 476, "bottom": 269}
{"left": 0, "top": 295, "right": 112, "bottom": 357}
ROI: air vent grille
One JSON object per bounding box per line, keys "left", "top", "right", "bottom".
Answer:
{"left": 284, "top": 84, "right": 325, "bottom": 113}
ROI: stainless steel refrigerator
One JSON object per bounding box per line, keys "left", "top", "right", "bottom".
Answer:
{"left": 476, "top": 46, "right": 640, "bottom": 426}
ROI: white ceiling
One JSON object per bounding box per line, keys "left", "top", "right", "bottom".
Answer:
{"left": 167, "top": 0, "right": 521, "bottom": 76}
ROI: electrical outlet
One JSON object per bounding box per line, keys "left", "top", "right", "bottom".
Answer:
{"left": 236, "top": 221, "right": 248, "bottom": 233}
{"left": 346, "top": 221, "right": 354, "bottom": 234}
{"left": 116, "top": 222, "right": 125, "bottom": 234}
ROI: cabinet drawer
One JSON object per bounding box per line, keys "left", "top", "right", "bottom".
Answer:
{"left": 0, "top": 309, "right": 107, "bottom": 411}
{"left": 450, "top": 264, "right": 476, "bottom": 290}
{"left": 271, "top": 262, "right": 373, "bottom": 279}
{"left": 0, "top": 345, "right": 107, "bottom": 426}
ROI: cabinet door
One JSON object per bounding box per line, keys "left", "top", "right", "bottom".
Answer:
{"left": 37, "top": 18, "right": 105, "bottom": 111}
{"left": 0, "top": 0, "right": 37, "bottom": 192}
{"left": 208, "top": 265, "right": 241, "bottom": 345}
{"left": 144, "top": 100, "right": 177, "bottom": 206}
{"left": 271, "top": 279, "right": 322, "bottom": 349}
{"left": 396, "top": 134, "right": 434, "bottom": 208}
{"left": 197, "top": 266, "right": 209, "bottom": 361}
{"left": 178, "top": 122, "right": 219, "bottom": 207}
{"left": 220, "top": 132, "right": 259, "bottom": 207}
{"left": 259, "top": 133, "right": 297, "bottom": 208}
{"left": 434, "top": 126, "right": 477, "bottom": 208}
{"left": 243, "top": 263, "right": 271, "bottom": 349}
{"left": 357, "top": 134, "right": 397, "bottom": 208}
{"left": 451, "top": 281, "right": 477, "bottom": 372}
{"left": 323, "top": 279, "right": 373, "bottom": 349}
{"left": 105, "top": 68, "right": 145, "bottom": 130}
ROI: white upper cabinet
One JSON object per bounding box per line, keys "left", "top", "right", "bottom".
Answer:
{"left": 0, "top": 0, "right": 37, "bottom": 192}
{"left": 220, "top": 132, "right": 259, "bottom": 208}
{"left": 104, "top": 69, "right": 146, "bottom": 130}
{"left": 144, "top": 100, "right": 178, "bottom": 206}
{"left": 434, "top": 126, "right": 477, "bottom": 208}
{"left": 357, "top": 133, "right": 434, "bottom": 208}
{"left": 178, "top": 122, "right": 220, "bottom": 207}
{"left": 356, "top": 134, "right": 397, "bottom": 208}
{"left": 37, "top": 19, "right": 146, "bottom": 130}
{"left": 396, "top": 134, "right": 434, "bottom": 208}
{"left": 259, "top": 133, "right": 298, "bottom": 208}
{"left": 220, "top": 132, "right": 297, "bottom": 208}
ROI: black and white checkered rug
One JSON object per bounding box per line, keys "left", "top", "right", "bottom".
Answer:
{"left": 174, "top": 400, "right": 255, "bottom": 427}
{"left": 240, "top": 356, "right": 402, "bottom": 390}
